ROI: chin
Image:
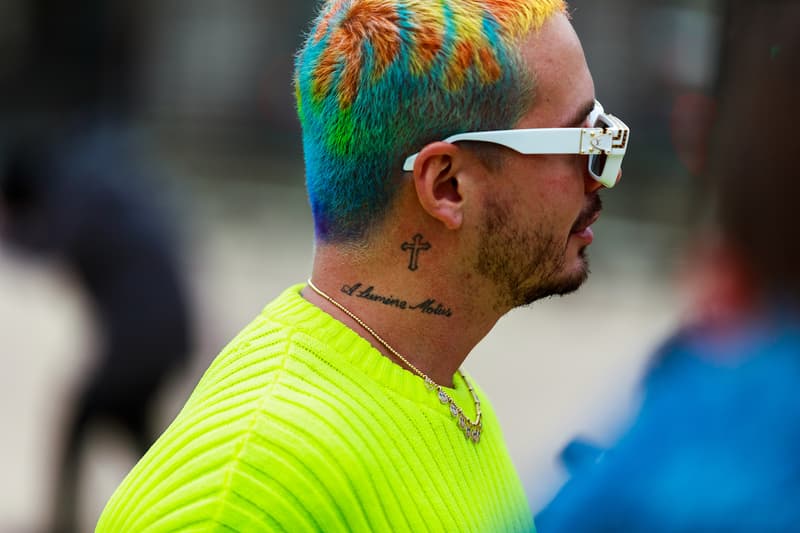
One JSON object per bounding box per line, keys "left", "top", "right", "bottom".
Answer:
{"left": 516, "top": 249, "right": 590, "bottom": 307}
{"left": 565, "top": 246, "right": 591, "bottom": 280}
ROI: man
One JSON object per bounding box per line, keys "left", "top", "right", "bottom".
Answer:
{"left": 98, "top": 0, "right": 627, "bottom": 531}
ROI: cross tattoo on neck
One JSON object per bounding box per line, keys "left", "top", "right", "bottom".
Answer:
{"left": 401, "top": 234, "right": 431, "bottom": 272}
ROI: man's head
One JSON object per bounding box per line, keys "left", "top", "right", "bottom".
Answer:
{"left": 295, "top": 0, "right": 567, "bottom": 243}
{"left": 298, "top": 1, "right": 615, "bottom": 313}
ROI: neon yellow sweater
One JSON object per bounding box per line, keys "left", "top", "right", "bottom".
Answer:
{"left": 97, "top": 284, "right": 534, "bottom": 532}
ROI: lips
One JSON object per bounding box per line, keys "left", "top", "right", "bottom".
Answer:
{"left": 571, "top": 210, "right": 601, "bottom": 234}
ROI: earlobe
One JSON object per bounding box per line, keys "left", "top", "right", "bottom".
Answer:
{"left": 412, "top": 142, "right": 465, "bottom": 230}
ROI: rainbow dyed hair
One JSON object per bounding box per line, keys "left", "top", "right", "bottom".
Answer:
{"left": 295, "top": 0, "right": 567, "bottom": 242}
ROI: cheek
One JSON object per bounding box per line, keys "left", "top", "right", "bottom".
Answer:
{"left": 536, "top": 167, "right": 584, "bottom": 211}
{"left": 505, "top": 156, "right": 586, "bottom": 226}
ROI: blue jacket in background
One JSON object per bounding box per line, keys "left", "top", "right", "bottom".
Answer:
{"left": 536, "top": 316, "right": 800, "bottom": 532}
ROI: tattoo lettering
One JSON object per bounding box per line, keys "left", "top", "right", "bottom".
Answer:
{"left": 409, "top": 299, "right": 453, "bottom": 317}
{"left": 342, "top": 283, "right": 408, "bottom": 310}
{"left": 341, "top": 282, "right": 453, "bottom": 318}
{"left": 401, "top": 234, "right": 431, "bottom": 271}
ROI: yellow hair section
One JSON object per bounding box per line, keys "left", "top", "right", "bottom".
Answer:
{"left": 407, "top": 1, "right": 446, "bottom": 77}
{"left": 444, "top": 1, "right": 493, "bottom": 90}
{"left": 443, "top": 0, "right": 567, "bottom": 90}
{"left": 484, "top": 0, "right": 567, "bottom": 41}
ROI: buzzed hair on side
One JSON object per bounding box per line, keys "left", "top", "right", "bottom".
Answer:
{"left": 294, "top": 0, "right": 567, "bottom": 243}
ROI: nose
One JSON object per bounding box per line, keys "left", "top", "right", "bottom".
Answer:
{"left": 584, "top": 168, "right": 622, "bottom": 192}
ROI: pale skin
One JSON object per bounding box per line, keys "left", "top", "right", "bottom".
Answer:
{"left": 303, "top": 13, "right": 611, "bottom": 387}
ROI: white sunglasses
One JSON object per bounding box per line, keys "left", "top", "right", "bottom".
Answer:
{"left": 402, "top": 100, "right": 630, "bottom": 188}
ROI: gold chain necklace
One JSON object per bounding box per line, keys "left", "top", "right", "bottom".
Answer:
{"left": 307, "top": 279, "right": 483, "bottom": 443}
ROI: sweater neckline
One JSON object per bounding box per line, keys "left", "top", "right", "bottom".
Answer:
{"left": 264, "top": 284, "right": 478, "bottom": 414}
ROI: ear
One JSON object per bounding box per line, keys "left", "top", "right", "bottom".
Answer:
{"left": 411, "top": 142, "right": 467, "bottom": 230}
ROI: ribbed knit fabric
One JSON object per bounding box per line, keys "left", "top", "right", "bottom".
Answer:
{"left": 97, "top": 284, "right": 534, "bottom": 532}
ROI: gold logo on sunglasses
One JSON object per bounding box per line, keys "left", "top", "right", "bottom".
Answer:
{"left": 612, "top": 130, "right": 628, "bottom": 149}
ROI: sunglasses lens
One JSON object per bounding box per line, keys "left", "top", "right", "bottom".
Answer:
{"left": 590, "top": 152, "right": 607, "bottom": 178}
{"left": 594, "top": 114, "right": 612, "bottom": 129}
{"left": 589, "top": 112, "right": 613, "bottom": 180}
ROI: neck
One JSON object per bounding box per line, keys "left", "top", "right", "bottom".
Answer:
{"left": 303, "top": 242, "right": 502, "bottom": 387}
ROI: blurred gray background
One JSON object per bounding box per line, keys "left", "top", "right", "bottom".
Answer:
{"left": 0, "top": 0, "right": 725, "bottom": 530}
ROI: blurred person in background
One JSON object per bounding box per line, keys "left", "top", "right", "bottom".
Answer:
{"left": 536, "top": 1, "right": 800, "bottom": 531}
{"left": 0, "top": 1, "right": 192, "bottom": 532}
{"left": 0, "top": 131, "right": 193, "bottom": 533}
{"left": 96, "top": 0, "right": 629, "bottom": 531}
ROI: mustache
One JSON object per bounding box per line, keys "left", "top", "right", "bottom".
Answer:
{"left": 571, "top": 193, "right": 603, "bottom": 233}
